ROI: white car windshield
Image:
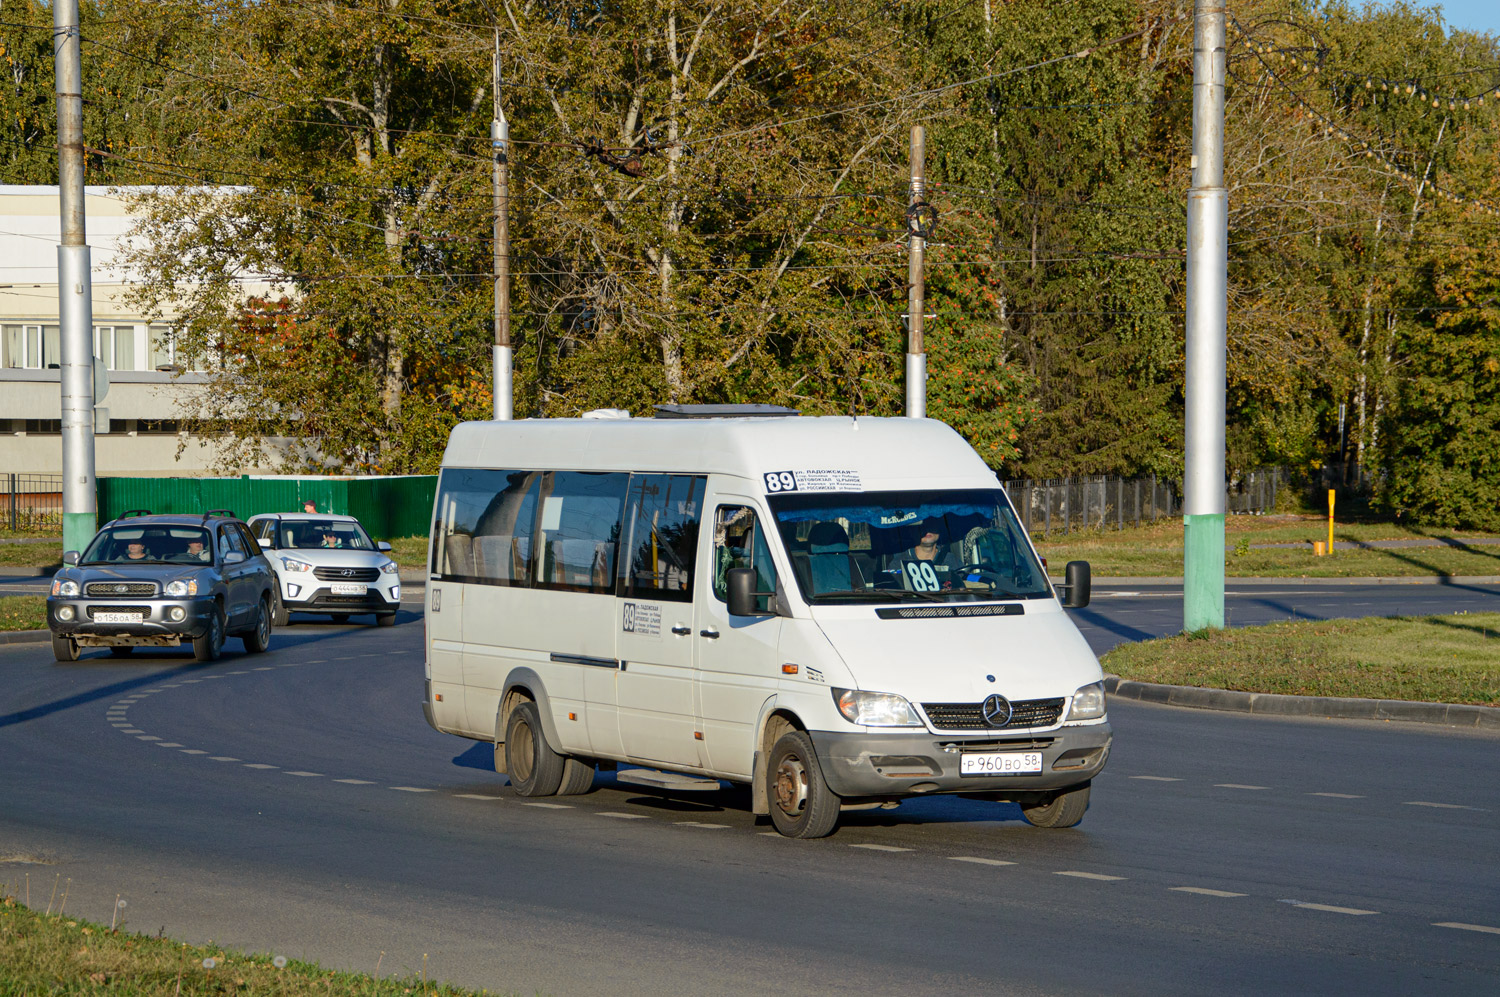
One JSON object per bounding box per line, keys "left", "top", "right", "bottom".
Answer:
{"left": 767, "top": 488, "right": 1050, "bottom": 604}
{"left": 279, "top": 520, "right": 375, "bottom": 550}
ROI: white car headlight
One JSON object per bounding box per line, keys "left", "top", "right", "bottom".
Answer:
{"left": 281, "top": 557, "right": 313, "bottom": 573}
{"left": 1068, "top": 682, "right": 1106, "bottom": 721}
{"left": 833, "top": 688, "right": 924, "bottom": 727}
{"left": 165, "top": 579, "right": 197, "bottom": 597}
{"left": 52, "top": 579, "right": 79, "bottom": 596}
{"left": 380, "top": 559, "right": 399, "bottom": 575}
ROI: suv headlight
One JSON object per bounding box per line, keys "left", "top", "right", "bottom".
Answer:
{"left": 1068, "top": 682, "right": 1106, "bottom": 721}
{"left": 380, "top": 559, "right": 399, "bottom": 575}
{"left": 165, "top": 579, "right": 198, "bottom": 597}
{"left": 832, "top": 688, "right": 924, "bottom": 727}
{"left": 281, "top": 557, "right": 313, "bottom": 573}
{"left": 52, "top": 579, "right": 79, "bottom": 597}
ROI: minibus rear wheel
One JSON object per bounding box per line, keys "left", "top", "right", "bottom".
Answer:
{"left": 767, "top": 731, "right": 840, "bottom": 838}
{"left": 1021, "top": 783, "right": 1090, "bottom": 828}
{"left": 505, "top": 701, "right": 565, "bottom": 796}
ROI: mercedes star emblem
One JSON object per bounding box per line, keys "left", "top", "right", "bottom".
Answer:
{"left": 981, "top": 693, "right": 1013, "bottom": 728}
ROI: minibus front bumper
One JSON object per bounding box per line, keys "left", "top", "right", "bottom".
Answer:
{"left": 809, "top": 723, "right": 1112, "bottom": 798}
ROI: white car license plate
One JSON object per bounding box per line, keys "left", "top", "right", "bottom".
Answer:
{"left": 330, "top": 583, "right": 367, "bottom": 595}
{"left": 960, "top": 751, "right": 1043, "bottom": 776}
{"left": 94, "top": 611, "right": 143, "bottom": 624}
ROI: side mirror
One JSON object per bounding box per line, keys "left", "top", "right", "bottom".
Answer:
{"left": 377, "top": 541, "right": 392, "bottom": 553}
{"left": 63, "top": 550, "right": 80, "bottom": 565}
{"left": 223, "top": 551, "right": 247, "bottom": 565}
{"left": 726, "top": 567, "right": 774, "bottom": 618}
{"left": 1057, "top": 560, "right": 1091, "bottom": 608}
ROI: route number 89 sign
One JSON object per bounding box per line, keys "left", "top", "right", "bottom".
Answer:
{"left": 762, "top": 469, "right": 862, "bottom": 494}
{"left": 764, "top": 471, "right": 798, "bottom": 492}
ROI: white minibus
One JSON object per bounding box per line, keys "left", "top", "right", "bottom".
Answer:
{"left": 422, "top": 410, "right": 1110, "bottom": 837}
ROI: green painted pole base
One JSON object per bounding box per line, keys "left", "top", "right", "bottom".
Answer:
{"left": 63, "top": 511, "right": 97, "bottom": 559}
{"left": 1184, "top": 513, "right": 1225, "bottom": 631}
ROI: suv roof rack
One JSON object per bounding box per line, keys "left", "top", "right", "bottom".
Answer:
{"left": 203, "top": 509, "right": 236, "bottom": 521}
{"left": 652, "top": 404, "right": 800, "bottom": 419}
{"left": 120, "top": 509, "right": 152, "bottom": 519}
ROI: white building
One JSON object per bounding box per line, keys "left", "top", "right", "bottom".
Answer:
{"left": 0, "top": 185, "right": 281, "bottom": 475}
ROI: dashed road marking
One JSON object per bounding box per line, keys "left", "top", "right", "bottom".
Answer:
{"left": 1404, "top": 801, "right": 1473, "bottom": 810}
{"left": 1434, "top": 922, "right": 1500, "bottom": 935}
{"left": 334, "top": 779, "right": 374, "bottom": 785}
{"left": 1056, "top": 871, "right": 1126, "bottom": 881}
{"left": 111, "top": 723, "right": 133, "bottom": 729}
{"left": 390, "top": 786, "right": 434, "bottom": 793}
{"left": 455, "top": 794, "right": 503, "bottom": 800}
{"left": 850, "top": 843, "right": 912, "bottom": 853}
{"left": 136, "top": 735, "right": 160, "bottom": 741}
{"left": 1215, "top": 784, "right": 1269, "bottom": 790}
{"left": 1171, "top": 887, "right": 1246, "bottom": 898}
{"left": 599, "top": 812, "right": 650, "bottom": 819}
{"left": 226, "top": 670, "right": 249, "bottom": 675}
{"left": 252, "top": 667, "right": 275, "bottom": 672}
{"left": 210, "top": 756, "right": 240, "bottom": 762}
{"left": 676, "top": 821, "right": 729, "bottom": 829}
{"left": 949, "top": 856, "right": 1017, "bottom": 867}
{"left": 180, "top": 749, "right": 207, "bottom": 755}
{"left": 120, "top": 729, "right": 143, "bottom": 734}
{"left": 1130, "top": 776, "right": 1182, "bottom": 782}
{"left": 1309, "top": 792, "right": 1364, "bottom": 799}
{"left": 1286, "top": 901, "right": 1378, "bottom": 915}
{"left": 155, "top": 742, "right": 184, "bottom": 748}
{"left": 523, "top": 802, "right": 573, "bottom": 809}
{"left": 244, "top": 763, "right": 278, "bottom": 770}
{"left": 285, "top": 771, "right": 323, "bottom": 777}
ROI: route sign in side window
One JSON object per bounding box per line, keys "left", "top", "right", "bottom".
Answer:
{"left": 621, "top": 474, "right": 705, "bottom": 603}
{"left": 712, "top": 506, "right": 778, "bottom": 613}
{"left": 431, "top": 468, "right": 541, "bottom": 587}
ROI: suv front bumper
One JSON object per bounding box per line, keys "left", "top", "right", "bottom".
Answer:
{"left": 47, "top": 596, "right": 217, "bottom": 646}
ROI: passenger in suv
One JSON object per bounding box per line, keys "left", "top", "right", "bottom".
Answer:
{"left": 46, "top": 510, "right": 276, "bottom": 662}
{"left": 247, "top": 512, "right": 400, "bottom": 626}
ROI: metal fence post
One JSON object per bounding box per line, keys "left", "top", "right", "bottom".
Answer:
{"left": 9, "top": 473, "right": 16, "bottom": 532}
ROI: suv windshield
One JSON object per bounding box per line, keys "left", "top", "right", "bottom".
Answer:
{"left": 767, "top": 488, "right": 1050, "bottom": 604}
{"left": 279, "top": 519, "right": 375, "bottom": 551}
{"left": 81, "top": 525, "right": 215, "bottom": 565}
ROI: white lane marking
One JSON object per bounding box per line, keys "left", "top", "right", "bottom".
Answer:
{"left": 849, "top": 843, "right": 913, "bottom": 853}
{"left": 1404, "top": 801, "right": 1475, "bottom": 810}
{"left": 1130, "top": 776, "right": 1182, "bottom": 782}
{"left": 136, "top": 735, "right": 161, "bottom": 741}
{"left": 243, "top": 763, "right": 278, "bottom": 770}
{"left": 523, "top": 802, "right": 573, "bottom": 809}
{"left": 1056, "top": 871, "right": 1127, "bottom": 881}
{"left": 599, "top": 812, "right": 650, "bottom": 819}
{"left": 120, "top": 729, "right": 144, "bottom": 734}
{"left": 202, "top": 674, "right": 225, "bottom": 679}
{"left": 158, "top": 684, "right": 180, "bottom": 689}
{"left": 1434, "top": 922, "right": 1500, "bottom": 936}
{"left": 111, "top": 723, "right": 133, "bottom": 729}
{"left": 1172, "top": 887, "right": 1247, "bottom": 898}
{"left": 1285, "top": 901, "right": 1379, "bottom": 915}
{"left": 180, "top": 750, "right": 207, "bottom": 755}
{"left": 1309, "top": 792, "right": 1364, "bottom": 799}
{"left": 252, "top": 667, "right": 275, "bottom": 672}
{"left": 757, "top": 831, "right": 782, "bottom": 837}
{"left": 390, "top": 786, "right": 434, "bottom": 793}
{"left": 285, "top": 771, "right": 323, "bottom": 777}
{"left": 455, "top": 794, "right": 503, "bottom": 800}
{"left": 950, "top": 856, "right": 1017, "bottom": 867}
{"left": 1215, "top": 784, "right": 1269, "bottom": 790}
{"left": 155, "top": 742, "right": 184, "bottom": 748}
{"left": 676, "top": 821, "right": 729, "bottom": 829}
{"left": 181, "top": 679, "right": 202, "bottom": 684}
{"left": 209, "top": 756, "right": 240, "bottom": 762}
{"left": 226, "top": 670, "right": 249, "bottom": 675}
{"left": 305, "top": 660, "right": 326, "bottom": 664}
{"left": 334, "top": 779, "right": 374, "bottom": 785}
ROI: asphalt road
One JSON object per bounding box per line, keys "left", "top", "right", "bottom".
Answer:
{"left": 2, "top": 605, "right": 1498, "bottom": 995}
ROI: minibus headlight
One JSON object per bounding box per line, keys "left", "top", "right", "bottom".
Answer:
{"left": 1068, "top": 682, "right": 1106, "bottom": 721}
{"left": 281, "top": 557, "right": 313, "bottom": 573}
{"left": 52, "top": 579, "right": 79, "bottom": 597}
{"left": 833, "top": 688, "right": 924, "bottom": 727}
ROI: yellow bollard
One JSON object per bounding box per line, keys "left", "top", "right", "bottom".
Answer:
{"left": 1313, "top": 541, "right": 1326, "bottom": 556}
{"left": 1327, "top": 488, "right": 1336, "bottom": 555}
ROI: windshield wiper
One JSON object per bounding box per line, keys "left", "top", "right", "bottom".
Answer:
{"left": 814, "top": 588, "right": 949, "bottom": 603}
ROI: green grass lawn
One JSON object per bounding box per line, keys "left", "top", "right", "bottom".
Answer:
{"left": 1101, "top": 613, "right": 1500, "bottom": 705}
{"left": 0, "top": 895, "right": 506, "bottom": 995}
{"left": 1035, "top": 514, "right": 1500, "bottom": 577}
{"left": 387, "top": 535, "right": 429, "bottom": 569}
{"left": 0, "top": 596, "right": 46, "bottom": 632}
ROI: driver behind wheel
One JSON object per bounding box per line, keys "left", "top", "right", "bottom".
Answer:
{"left": 889, "top": 518, "right": 963, "bottom": 590}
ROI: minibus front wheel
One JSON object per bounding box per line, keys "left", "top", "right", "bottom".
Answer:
{"left": 767, "top": 731, "right": 841, "bottom": 838}
{"left": 1021, "top": 782, "right": 1090, "bottom": 828}
{"left": 504, "top": 701, "right": 593, "bottom": 796}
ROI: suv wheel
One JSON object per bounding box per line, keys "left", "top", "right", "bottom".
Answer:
{"left": 192, "top": 606, "right": 225, "bottom": 662}
{"left": 241, "top": 595, "right": 272, "bottom": 653}
{"left": 51, "top": 634, "right": 79, "bottom": 662}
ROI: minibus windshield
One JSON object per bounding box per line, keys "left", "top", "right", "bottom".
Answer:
{"left": 766, "top": 488, "right": 1051, "bottom": 604}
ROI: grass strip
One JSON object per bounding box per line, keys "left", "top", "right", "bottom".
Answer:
{"left": 0, "top": 596, "right": 45, "bottom": 632}
{"left": 1101, "top": 613, "right": 1500, "bottom": 706}
{"left": 0, "top": 895, "right": 511, "bottom": 995}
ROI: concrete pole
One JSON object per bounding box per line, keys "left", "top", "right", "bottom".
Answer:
{"left": 1184, "top": 0, "right": 1227, "bottom": 631}
{"left": 905, "top": 124, "right": 926, "bottom": 418}
{"left": 492, "top": 34, "right": 513, "bottom": 421}
{"left": 55, "top": 0, "right": 97, "bottom": 552}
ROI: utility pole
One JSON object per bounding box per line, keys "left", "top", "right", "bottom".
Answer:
{"left": 1184, "top": 0, "right": 1227, "bottom": 631}
{"left": 491, "top": 31, "right": 512, "bottom": 421}
{"left": 905, "top": 124, "right": 926, "bottom": 418}
{"left": 55, "top": 0, "right": 97, "bottom": 552}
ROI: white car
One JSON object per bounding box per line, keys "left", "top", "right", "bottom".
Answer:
{"left": 246, "top": 513, "right": 401, "bottom": 626}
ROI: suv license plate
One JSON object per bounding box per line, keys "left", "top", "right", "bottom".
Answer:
{"left": 960, "top": 751, "right": 1043, "bottom": 776}
{"left": 331, "top": 583, "right": 367, "bottom": 595}
{"left": 94, "top": 611, "right": 143, "bottom": 624}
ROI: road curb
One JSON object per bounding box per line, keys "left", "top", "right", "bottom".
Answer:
{"left": 0, "top": 566, "right": 58, "bottom": 577}
{"left": 0, "top": 629, "right": 49, "bottom": 645}
{"left": 1103, "top": 674, "right": 1500, "bottom": 730}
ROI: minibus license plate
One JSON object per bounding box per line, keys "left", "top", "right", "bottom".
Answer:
{"left": 331, "top": 583, "right": 367, "bottom": 595}
{"left": 960, "top": 751, "right": 1042, "bottom": 775}
{"left": 95, "top": 611, "right": 142, "bottom": 624}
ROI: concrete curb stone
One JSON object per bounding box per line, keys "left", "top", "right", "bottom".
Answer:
{"left": 0, "top": 629, "right": 49, "bottom": 645}
{"left": 1104, "top": 674, "right": 1500, "bottom": 730}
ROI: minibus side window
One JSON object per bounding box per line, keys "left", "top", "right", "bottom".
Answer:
{"left": 535, "top": 471, "right": 628, "bottom": 595}
{"left": 430, "top": 468, "right": 540, "bottom": 586}
{"left": 712, "top": 506, "right": 777, "bottom": 613}
{"left": 621, "top": 474, "right": 705, "bottom": 603}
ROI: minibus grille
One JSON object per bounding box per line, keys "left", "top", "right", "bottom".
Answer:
{"left": 922, "top": 698, "right": 1066, "bottom": 730}
{"left": 85, "top": 581, "right": 158, "bottom": 597}
{"left": 314, "top": 567, "right": 380, "bottom": 582}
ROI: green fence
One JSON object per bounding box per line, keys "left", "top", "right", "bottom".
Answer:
{"left": 96, "top": 475, "right": 437, "bottom": 539}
